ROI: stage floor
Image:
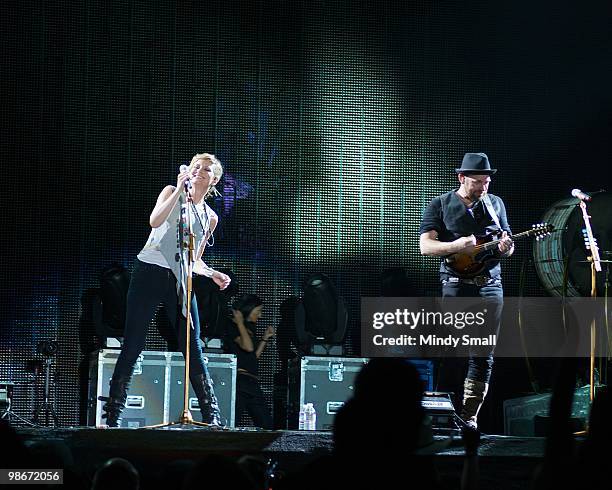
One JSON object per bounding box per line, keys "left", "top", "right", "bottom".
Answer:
{"left": 14, "top": 426, "right": 551, "bottom": 489}
{"left": 16, "top": 426, "right": 547, "bottom": 458}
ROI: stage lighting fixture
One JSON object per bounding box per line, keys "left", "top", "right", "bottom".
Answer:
{"left": 380, "top": 267, "right": 418, "bottom": 297}
{"left": 36, "top": 340, "right": 59, "bottom": 357}
{"left": 92, "top": 263, "right": 130, "bottom": 340}
{"left": 33, "top": 339, "right": 59, "bottom": 426}
{"left": 295, "top": 273, "right": 347, "bottom": 355}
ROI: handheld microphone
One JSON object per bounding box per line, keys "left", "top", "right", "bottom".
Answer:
{"left": 571, "top": 189, "right": 591, "bottom": 201}
{"left": 179, "top": 165, "right": 192, "bottom": 189}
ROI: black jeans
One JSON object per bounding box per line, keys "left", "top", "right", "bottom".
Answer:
{"left": 236, "top": 373, "right": 273, "bottom": 430}
{"left": 113, "top": 259, "right": 209, "bottom": 379}
{"left": 441, "top": 279, "right": 503, "bottom": 384}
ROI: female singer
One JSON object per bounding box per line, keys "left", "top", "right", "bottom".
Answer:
{"left": 101, "top": 153, "right": 231, "bottom": 427}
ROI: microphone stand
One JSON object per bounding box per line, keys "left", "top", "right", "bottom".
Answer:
{"left": 577, "top": 199, "right": 602, "bottom": 402}
{"left": 147, "top": 181, "right": 212, "bottom": 428}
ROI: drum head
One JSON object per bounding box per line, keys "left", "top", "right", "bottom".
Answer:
{"left": 534, "top": 192, "right": 611, "bottom": 297}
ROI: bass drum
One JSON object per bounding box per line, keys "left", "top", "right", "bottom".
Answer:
{"left": 534, "top": 192, "right": 611, "bottom": 297}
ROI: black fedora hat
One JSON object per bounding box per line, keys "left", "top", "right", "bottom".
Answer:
{"left": 455, "top": 152, "right": 497, "bottom": 175}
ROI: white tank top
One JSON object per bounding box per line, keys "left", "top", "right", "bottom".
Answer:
{"left": 137, "top": 192, "right": 215, "bottom": 316}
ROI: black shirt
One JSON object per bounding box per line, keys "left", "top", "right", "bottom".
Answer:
{"left": 225, "top": 321, "right": 259, "bottom": 376}
{"left": 419, "top": 190, "right": 511, "bottom": 279}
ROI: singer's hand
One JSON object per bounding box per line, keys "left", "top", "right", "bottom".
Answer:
{"left": 176, "top": 169, "right": 190, "bottom": 191}
{"left": 212, "top": 270, "right": 231, "bottom": 290}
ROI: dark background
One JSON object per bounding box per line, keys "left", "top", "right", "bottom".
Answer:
{"left": 1, "top": 0, "right": 610, "bottom": 432}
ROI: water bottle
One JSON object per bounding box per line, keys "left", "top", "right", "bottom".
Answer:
{"left": 303, "top": 403, "right": 311, "bottom": 430}
{"left": 305, "top": 403, "right": 316, "bottom": 431}
{"left": 309, "top": 403, "right": 317, "bottom": 431}
{"left": 298, "top": 404, "right": 307, "bottom": 430}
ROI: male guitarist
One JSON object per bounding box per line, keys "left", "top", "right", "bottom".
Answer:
{"left": 419, "top": 152, "right": 513, "bottom": 430}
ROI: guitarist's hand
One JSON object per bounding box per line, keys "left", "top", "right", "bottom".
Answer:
{"left": 497, "top": 231, "right": 514, "bottom": 255}
{"left": 455, "top": 234, "right": 477, "bottom": 253}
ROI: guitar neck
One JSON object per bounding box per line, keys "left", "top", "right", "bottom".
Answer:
{"left": 478, "top": 229, "right": 536, "bottom": 252}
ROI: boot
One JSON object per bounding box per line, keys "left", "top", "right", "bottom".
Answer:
{"left": 461, "top": 378, "right": 488, "bottom": 430}
{"left": 99, "top": 374, "right": 131, "bottom": 427}
{"left": 190, "top": 372, "right": 222, "bottom": 426}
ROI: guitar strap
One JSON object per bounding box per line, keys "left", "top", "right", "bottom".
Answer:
{"left": 483, "top": 194, "right": 502, "bottom": 232}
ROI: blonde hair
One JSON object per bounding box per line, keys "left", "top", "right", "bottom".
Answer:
{"left": 189, "top": 153, "right": 223, "bottom": 198}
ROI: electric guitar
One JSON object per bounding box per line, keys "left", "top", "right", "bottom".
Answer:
{"left": 444, "top": 223, "right": 554, "bottom": 278}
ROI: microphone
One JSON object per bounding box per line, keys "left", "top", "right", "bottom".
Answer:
{"left": 571, "top": 189, "right": 591, "bottom": 201}
{"left": 179, "top": 165, "right": 192, "bottom": 189}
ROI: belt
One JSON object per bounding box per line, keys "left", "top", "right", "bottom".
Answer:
{"left": 443, "top": 276, "right": 501, "bottom": 287}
